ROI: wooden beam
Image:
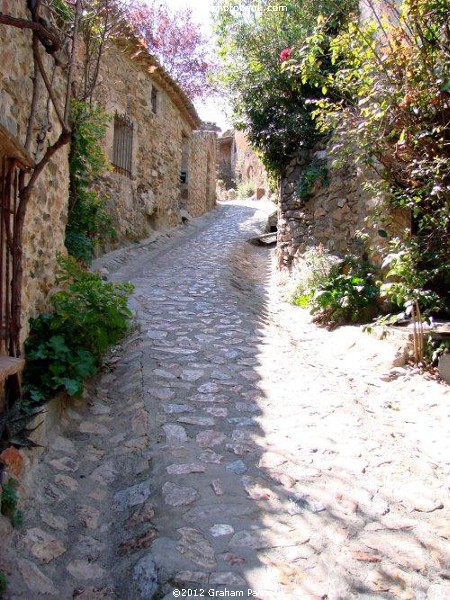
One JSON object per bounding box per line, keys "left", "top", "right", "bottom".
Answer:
{"left": 0, "top": 123, "right": 35, "bottom": 168}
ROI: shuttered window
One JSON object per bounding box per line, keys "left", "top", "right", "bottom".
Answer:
{"left": 112, "top": 112, "right": 133, "bottom": 177}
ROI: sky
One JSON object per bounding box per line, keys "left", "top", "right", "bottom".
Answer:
{"left": 151, "top": 0, "right": 232, "bottom": 131}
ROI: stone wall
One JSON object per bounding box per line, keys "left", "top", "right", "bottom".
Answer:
{"left": 277, "top": 146, "right": 410, "bottom": 269}
{"left": 0, "top": 3, "right": 217, "bottom": 349}
{"left": 217, "top": 130, "right": 268, "bottom": 198}
{"left": 0, "top": 1, "right": 70, "bottom": 348}
{"left": 188, "top": 129, "right": 217, "bottom": 217}
{"left": 94, "top": 42, "right": 216, "bottom": 252}
{"left": 234, "top": 131, "right": 268, "bottom": 198}
{"left": 217, "top": 133, "right": 235, "bottom": 189}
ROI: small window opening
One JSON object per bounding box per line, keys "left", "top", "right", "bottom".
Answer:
{"left": 151, "top": 87, "right": 158, "bottom": 114}
{"left": 180, "top": 134, "right": 189, "bottom": 184}
{"left": 112, "top": 112, "right": 133, "bottom": 177}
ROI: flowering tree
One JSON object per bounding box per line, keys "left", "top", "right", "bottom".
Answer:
{"left": 214, "top": 0, "right": 357, "bottom": 176}
{"left": 128, "top": 1, "right": 217, "bottom": 100}
{"left": 283, "top": 0, "right": 450, "bottom": 313}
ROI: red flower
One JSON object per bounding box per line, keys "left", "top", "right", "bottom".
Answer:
{"left": 279, "top": 48, "right": 292, "bottom": 61}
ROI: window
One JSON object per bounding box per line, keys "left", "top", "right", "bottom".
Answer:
{"left": 151, "top": 87, "right": 159, "bottom": 114}
{"left": 112, "top": 112, "right": 133, "bottom": 177}
{"left": 180, "top": 134, "right": 189, "bottom": 184}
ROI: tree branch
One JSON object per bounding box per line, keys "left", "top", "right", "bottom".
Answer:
{"left": 0, "top": 12, "right": 61, "bottom": 54}
{"left": 21, "top": 129, "right": 71, "bottom": 198}
{"left": 25, "top": 37, "right": 42, "bottom": 151}
{"left": 64, "top": 0, "right": 82, "bottom": 122}
{"left": 33, "top": 34, "right": 67, "bottom": 130}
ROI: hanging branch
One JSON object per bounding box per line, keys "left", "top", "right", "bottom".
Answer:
{"left": 32, "top": 34, "right": 68, "bottom": 131}
{"left": 0, "top": 12, "right": 61, "bottom": 54}
{"left": 83, "top": 5, "right": 110, "bottom": 103}
{"left": 64, "top": 0, "right": 82, "bottom": 123}
{"left": 24, "top": 44, "right": 42, "bottom": 151}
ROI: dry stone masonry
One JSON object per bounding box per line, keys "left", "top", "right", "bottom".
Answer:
{"left": 0, "top": 1, "right": 70, "bottom": 346}
{"left": 0, "top": 1, "right": 218, "bottom": 351}
{"left": 217, "top": 130, "right": 268, "bottom": 199}
{"left": 277, "top": 145, "right": 410, "bottom": 269}
{"left": 93, "top": 38, "right": 217, "bottom": 252}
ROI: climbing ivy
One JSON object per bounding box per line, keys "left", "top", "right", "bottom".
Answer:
{"left": 66, "top": 100, "right": 116, "bottom": 263}
{"left": 295, "top": 160, "right": 328, "bottom": 203}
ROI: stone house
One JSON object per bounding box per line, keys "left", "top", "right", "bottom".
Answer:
{"left": 217, "top": 130, "right": 236, "bottom": 189}
{"left": 94, "top": 36, "right": 217, "bottom": 251}
{"left": 217, "top": 129, "right": 268, "bottom": 198}
{"left": 0, "top": 1, "right": 71, "bottom": 355}
{"left": 0, "top": 2, "right": 217, "bottom": 361}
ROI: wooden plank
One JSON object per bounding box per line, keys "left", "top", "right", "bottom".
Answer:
{"left": 0, "top": 123, "right": 34, "bottom": 168}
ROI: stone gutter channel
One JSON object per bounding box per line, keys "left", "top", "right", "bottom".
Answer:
{"left": 0, "top": 200, "right": 449, "bottom": 599}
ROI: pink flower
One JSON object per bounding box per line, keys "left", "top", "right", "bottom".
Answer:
{"left": 279, "top": 48, "right": 292, "bottom": 61}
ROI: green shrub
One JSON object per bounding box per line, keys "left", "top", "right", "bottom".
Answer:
{"left": 65, "top": 229, "right": 96, "bottom": 265}
{"left": 24, "top": 256, "right": 134, "bottom": 404}
{"left": 0, "top": 478, "right": 23, "bottom": 528}
{"left": 214, "top": 0, "right": 357, "bottom": 177}
{"left": 286, "top": 1, "right": 450, "bottom": 312}
{"left": 66, "top": 100, "right": 115, "bottom": 263}
{"left": 290, "top": 246, "right": 341, "bottom": 305}
{"left": 292, "top": 252, "right": 380, "bottom": 327}
{"left": 52, "top": 256, "right": 134, "bottom": 358}
{"left": 309, "top": 257, "right": 380, "bottom": 326}
{"left": 236, "top": 180, "right": 256, "bottom": 199}
{"left": 380, "top": 237, "right": 442, "bottom": 315}
{"left": 0, "top": 570, "right": 7, "bottom": 598}
{"left": 295, "top": 161, "right": 328, "bottom": 203}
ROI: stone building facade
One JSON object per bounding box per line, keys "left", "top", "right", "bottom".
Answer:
{"left": 0, "top": 3, "right": 217, "bottom": 354}
{"left": 217, "top": 129, "right": 268, "bottom": 198}
{"left": 0, "top": 1, "right": 70, "bottom": 350}
{"left": 94, "top": 38, "right": 217, "bottom": 252}
{"left": 188, "top": 127, "right": 217, "bottom": 217}
{"left": 217, "top": 130, "right": 236, "bottom": 189}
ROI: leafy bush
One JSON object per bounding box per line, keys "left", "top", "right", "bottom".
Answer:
{"left": 0, "top": 478, "right": 23, "bottom": 527}
{"left": 380, "top": 237, "right": 442, "bottom": 314}
{"left": 24, "top": 256, "right": 134, "bottom": 404}
{"left": 214, "top": 0, "right": 357, "bottom": 177}
{"left": 293, "top": 253, "right": 380, "bottom": 327}
{"left": 290, "top": 245, "right": 341, "bottom": 305}
{"left": 0, "top": 570, "right": 7, "bottom": 598}
{"left": 295, "top": 160, "right": 328, "bottom": 202}
{"left": 66, "top": 100, "right": 115, "bottom": 263}
{"left": 52, "top": 257, "right": 134, "bottom": 358}
{"left": 236, "top": 180, "right": 256, "bottom": 199}
{"left": 285, "top": 0, "right": 450, "bottom": 313}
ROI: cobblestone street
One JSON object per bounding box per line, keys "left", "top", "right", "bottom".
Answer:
{"left": 4, "top": 201, "right": 450, "bottom": 599}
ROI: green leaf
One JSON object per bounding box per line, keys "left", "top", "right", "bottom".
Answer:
{"left": 61, "top": 378, "right": 83, "bottom": 397}
{"left": 48, "top": 335, "right": 69, "bottom": 354}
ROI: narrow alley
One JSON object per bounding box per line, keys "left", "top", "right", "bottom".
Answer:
{"left": 5, "top": 201, "right": 450, "bottom": 600}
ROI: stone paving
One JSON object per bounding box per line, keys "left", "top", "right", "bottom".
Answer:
{"left": 2, "top": 201, "right": 450, "bottom": 599}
